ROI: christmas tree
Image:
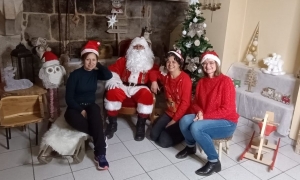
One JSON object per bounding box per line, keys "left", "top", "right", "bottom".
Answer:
{"left": 174, "top": 1, "right": 213, "bottom": 89}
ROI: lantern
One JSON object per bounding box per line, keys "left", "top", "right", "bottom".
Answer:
{"left": 10, "top": 43, "right": 35, "bottom": 83}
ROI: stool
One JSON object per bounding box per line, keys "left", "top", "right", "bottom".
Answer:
{"left": 198, "top": 136, "right": 232, "bottom": 162}
{"left": 214, "top": 136, "right": 232, "bottom": 161}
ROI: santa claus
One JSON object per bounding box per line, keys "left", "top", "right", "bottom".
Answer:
{"left": 104, "top": 36, "right": 157, "bottom": 141}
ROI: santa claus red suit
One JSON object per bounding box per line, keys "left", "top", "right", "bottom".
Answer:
{"left": 104, "top": 36, "right": 158, "bottom": 141}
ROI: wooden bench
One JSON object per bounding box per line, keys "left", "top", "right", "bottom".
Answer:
{"left": 0, "top": 95, "right": 44, "bottom": 149}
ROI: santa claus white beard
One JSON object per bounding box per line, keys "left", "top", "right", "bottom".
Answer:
{"left": 126, "top": 49, "right": 154, "bottom": 73}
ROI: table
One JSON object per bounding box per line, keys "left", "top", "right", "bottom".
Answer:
{"left": 227, "top": 62, "right": 299, "bottom": 136}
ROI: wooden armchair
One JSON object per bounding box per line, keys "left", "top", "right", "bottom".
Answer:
{"left": 118, "top": 39, "right": 133, "bottom": 57}
{"left": 0, "top": 95, "right": 44, "bottom": 149}
{"left": 118, "top": 93, "right": 157, "bottom": 124}
{"left": 103, "top": 90, "right": 158, "bottom": 124}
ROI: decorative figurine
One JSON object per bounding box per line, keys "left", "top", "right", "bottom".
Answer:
{"left": 111, "top": 0, "right": 124, "bottom": 14}
{"left": 261, "top": 53, "right": 285, "bottom": 75}
{"left": 39, "top": 52, "right": 66, "bottom": 121}
{"left": 245, "top": 68, "right": 257, "bottom": 92}
{"left": 281, "top": 95, "right": 291, "bottom": 105}
{"left": 3, "top": 66, "right": 33, "bottom": 91}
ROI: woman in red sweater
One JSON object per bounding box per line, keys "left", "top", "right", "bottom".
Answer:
{"left": 150, "top": 50, "right": 192, "bottom": 148}
{"left": 176, "top": 51, "right": 239, "bottom": 176}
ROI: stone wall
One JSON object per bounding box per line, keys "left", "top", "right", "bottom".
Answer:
{"left": 21, "top": 0, "right": 188, "bottom": 59}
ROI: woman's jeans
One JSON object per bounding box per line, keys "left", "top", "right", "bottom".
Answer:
{"left": 179, "top": 114, "right": 237, "bottom": 161}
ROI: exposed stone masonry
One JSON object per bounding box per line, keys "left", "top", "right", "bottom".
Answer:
{"left": 21, "top": 0, "right": 188, "bottom": 59}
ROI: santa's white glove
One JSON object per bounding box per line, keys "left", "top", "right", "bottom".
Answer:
{"left": 107, "top": 83, "right": 121, "bottom": 90}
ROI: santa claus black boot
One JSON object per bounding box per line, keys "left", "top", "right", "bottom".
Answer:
{"left": 134, "top": 116, "right": 147, "bottom": 141}
{"left": 105, "top": 116, "right": 118, "bottom": 139}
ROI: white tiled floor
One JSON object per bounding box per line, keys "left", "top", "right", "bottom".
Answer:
{"left": 0, "top": 117, "right": 299, "bottom": 180}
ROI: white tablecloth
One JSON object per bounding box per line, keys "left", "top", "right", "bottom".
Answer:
{"left": 227, "top": 62, "right": 299, "bottom": 136}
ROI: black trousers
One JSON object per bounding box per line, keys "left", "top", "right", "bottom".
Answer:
{"left": 150, "top": 113, "right": 184, "bottom": 148}
{"left": 64, "top": 103, "right": 106, "bottom": 156}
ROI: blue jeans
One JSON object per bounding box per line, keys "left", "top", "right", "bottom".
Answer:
{"left": 179, "top": 114, "right": 237, "bottom": 161}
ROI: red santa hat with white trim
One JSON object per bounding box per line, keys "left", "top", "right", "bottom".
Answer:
{"left": 81, "top": 40, "right": 101, "bottom": 57}
{"left": 42, "top": 51, "right": 59, "bottom": 68}
{"left": 201, "top": 51, "right": 221, "bottom": 66}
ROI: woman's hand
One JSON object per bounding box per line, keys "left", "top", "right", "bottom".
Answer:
{"left": 166, "top": 120, "right": 176, "bottom": 128}
{"left": 81, "top": 110, "right": 87, "bottom": 118}
{"left": 193, "top": 111, "right": 203, "bottom": 121}
{"left": 151, "top": 81, "right": 160, "bottom": 94}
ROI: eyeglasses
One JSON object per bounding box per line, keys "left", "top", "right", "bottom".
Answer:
{"left": 202, "top": 61, "right": 216, "bottom": 67}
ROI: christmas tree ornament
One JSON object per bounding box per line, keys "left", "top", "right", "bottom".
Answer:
{"left": 246, "top": 54, "right": 254, "bottom": 62}
{"left": 197, "top": 68, "right": 203, "bottom": 74}
{"left": 194, "top": 39, "right": 200, "bottom": 46}
{"left": 185, "top": 41, "right": 192, "bottom": 48}
{"left": 195, "top": 8, "right": 201, "bottom": 16}
{"left": 188, "top": 23, "right": 205, "bottom": 38}
{"left": 252, "top": 51, "right": 258, "bottom": 56}
{"left": 182, "top": 30, "right": 187, "bottom": 35}
{"left": 204, "top": 36, "right": 209, "bottom": 41}
{"left": 203, "top": 23, "right": 207, "bottom": 28}
{"left": 185, "top": 62, "right": 198, "bottom": 72}
{"left": 244, "top": 22, "right": 260, "bottom": 66}
{"left": 193, "top": 17, "right": 198, "bottom": 23}
{"left": 250, "top": 46, "right": 257, "bottom": 52}
{"left": 186, "top": 56, "right": 200, "bottom": 64}
{"left": 252, "top": 41, "right": 258, "bottom": 46}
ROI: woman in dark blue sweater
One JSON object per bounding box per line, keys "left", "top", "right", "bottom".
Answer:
{"left": 64, "top": 41, "right": 112, "bottom": 170}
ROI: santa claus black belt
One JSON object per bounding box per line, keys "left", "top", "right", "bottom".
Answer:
{"left": 123, "top": 82, "right": 145, "bottom": 87}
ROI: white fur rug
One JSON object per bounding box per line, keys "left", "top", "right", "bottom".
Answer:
{"left": 40, "top": 108, "right": 88, "bottom": 155}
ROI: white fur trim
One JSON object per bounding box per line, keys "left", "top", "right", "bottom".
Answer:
{"left": 105, "top": 72, "right": 123, "bottom": 89}
{"left": 128, "top": 71, "right": 139, "bottom": 84}
{"left": 137, "top": 103, "right": 154, "bottom": 114}
{"left": 130, "top": 37, "right": 149, "bottom": 48}
{"left": 81, "top": 49, "right": 99, "bottom": 56}
{"left": 104, "top": 98, "right": 122, "bottom": 111}
{"left": 127, "top": 86, "right": 149, "bottom": 97}
{"left": 159, "top": 66, "right": 167, "bottom": 76}
{"left": 169, "top": 51, "right": 183, "bottom": 61}
{"left": 43, "top": 60, "right": 59, "bottom": 68}
{"left": 201, "top": 54, "right": 221, "bottom": 66}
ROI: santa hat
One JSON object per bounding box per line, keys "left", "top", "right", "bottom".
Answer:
{"left": 201, "top": 51, "right": 221, "bottom": 66}
{"left": 168, "top": 49, "right": 184, "bottom": 62}
{"left": 81, "top": 40, "right": 100, "bottom": 57}
{"left": 130, "top": 37, "right": 149, "bottom": 49}
{"left": 42, "top": 51, "right": 59, "bottom": 68}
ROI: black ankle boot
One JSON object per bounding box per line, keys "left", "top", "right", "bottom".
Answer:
{"left": 134, "top": 117, "right": 147, "bottom": 141}
{"left": 105, "top": 116, "right": 118, "bottom": 139}
{"left": 175, "top": 146, "right": 196, "bottom": 159}
{"left": 195, "top": 160, "right": 221, "bottom": 176}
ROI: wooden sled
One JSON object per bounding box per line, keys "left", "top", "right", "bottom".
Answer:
{"left": 38, "top": 136, "right": 87, "bottom": 164}
{"left": 239, "top": 111, "right": 280, "bottom": 171}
